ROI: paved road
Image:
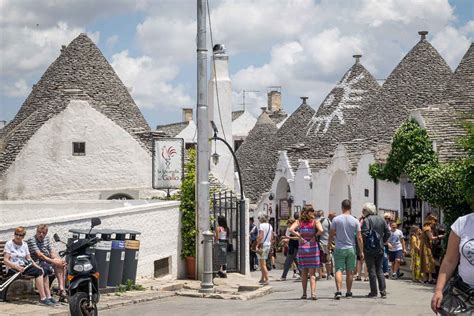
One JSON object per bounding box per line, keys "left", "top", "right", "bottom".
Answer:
{"left": 102, "top": 269, "right": 435, "bottom": 316}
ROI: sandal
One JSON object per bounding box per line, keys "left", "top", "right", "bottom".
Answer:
{"left": 355, "top": 276, "right": 362, "bottom": 281}
{"left": 364, "top": 277, "right": 369, "bottom": 282}
{"left": 301, "top": 294, "right": 307, "bottom": 299}
{"left": 311, "top": 294, "right": 318, "bottom": 300}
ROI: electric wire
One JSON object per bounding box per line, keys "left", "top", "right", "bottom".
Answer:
{"left": 207, "top": 0, "right": 227, "bottom": 141}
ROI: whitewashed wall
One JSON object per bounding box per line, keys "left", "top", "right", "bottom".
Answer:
{"left": 0, "top": 100, "right": 152, "bottom": 200}
{"left": 232, "top": 110, "right": 257, "bottom": 139}
{"left": 293, "top": 160, "right": 312, "bottom": 208}
{"left": 350, "top": 153, "right": 376, "bottom": 218}
{"left": 0, "top": 200, "right": 182, "bottom": 279}
{"left": 377, "top": 180, "right": 401, "bottom": 213}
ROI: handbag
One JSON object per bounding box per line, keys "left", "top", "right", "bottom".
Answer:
{"left": 439, "top": 274, "right": 474, "bottom": 316}
{"left": 254, "top": 226, "right": 271, "bottom": 256}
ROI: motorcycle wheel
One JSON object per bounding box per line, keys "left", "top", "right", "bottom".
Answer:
{"left": 69, "top": 292, "right": 98, "bottom": 316}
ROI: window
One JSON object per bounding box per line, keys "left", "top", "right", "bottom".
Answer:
{"left": 72, "top": 142, "right": 86, "bottom": 156}
{"left": 364, "top": 189, "right": 369, "bottom": 197}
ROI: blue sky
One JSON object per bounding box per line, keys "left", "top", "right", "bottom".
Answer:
{"left": 1, "top": 0, "right": 473, "bottom": 129}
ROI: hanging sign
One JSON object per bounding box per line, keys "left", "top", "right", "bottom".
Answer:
{"left": 153, "top": 138, "right": 184, "bottom": 189}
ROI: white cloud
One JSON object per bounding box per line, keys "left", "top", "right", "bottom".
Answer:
{"left": 1, "top": 79, "right": 30, "bottom": 97}
{"left": 111, "top": 50, "right": 193, "bottom": 109}
{"left": 106, "top": 35, "right": 119, "bottom": 47}
{"left": 432, "top": 25, "right": 472, "bottom": 70}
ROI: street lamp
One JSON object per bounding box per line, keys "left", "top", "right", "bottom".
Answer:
{"left": 210, "top": 120, "right": 247, "bottom": 275}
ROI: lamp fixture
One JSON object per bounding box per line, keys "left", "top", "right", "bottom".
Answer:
{"left": 212, "top": 152, "right": 220, "bottom": 165}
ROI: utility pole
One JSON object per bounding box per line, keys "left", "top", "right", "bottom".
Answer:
{"left": 196, "top": 0, "right": 212, "bottom": 291}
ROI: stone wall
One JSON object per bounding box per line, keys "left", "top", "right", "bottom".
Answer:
{"left": 0, "top": 200, "right": 183, "bottom": 279}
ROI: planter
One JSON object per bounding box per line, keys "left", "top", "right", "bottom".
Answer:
{"left": 185, "top": 256, "right": 196, "bottom": 280}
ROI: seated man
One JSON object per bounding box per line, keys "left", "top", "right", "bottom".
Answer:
{"left": 27, "top": 224, "right": 67, "bottom": 301}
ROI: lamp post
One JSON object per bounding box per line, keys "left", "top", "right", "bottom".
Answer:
{"left": 210, "top": 121, "right": 247, "bottom": 275}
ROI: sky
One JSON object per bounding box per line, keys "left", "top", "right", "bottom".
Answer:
{"left": 0, "top": 0, "right": 473, "bottom": 129}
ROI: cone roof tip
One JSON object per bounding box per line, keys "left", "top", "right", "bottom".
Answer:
{"left": 418, "top": 31, "right": 429, "bottom": 41}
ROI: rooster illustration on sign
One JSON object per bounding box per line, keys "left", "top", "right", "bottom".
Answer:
{"left": 162, "top": 146, "right": 177, "bottom": 170}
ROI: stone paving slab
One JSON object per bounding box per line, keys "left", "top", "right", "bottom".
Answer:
{"left": 0, "top": 273, "right": 274, "bottom": 315}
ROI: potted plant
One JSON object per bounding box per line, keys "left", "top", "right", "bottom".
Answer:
{"left": 180, "top": 149, "right": 197, "bottom": 279}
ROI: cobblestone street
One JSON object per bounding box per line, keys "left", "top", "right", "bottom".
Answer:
{"left": 102, "top": 269, "right": 435, "bottom": 316}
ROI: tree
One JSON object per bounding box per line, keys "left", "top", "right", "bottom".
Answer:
{"left": 180, "top": 149, "right": 197, "bottom": 258}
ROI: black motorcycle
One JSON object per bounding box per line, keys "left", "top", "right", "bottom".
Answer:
{"left": 54, "top": 218, "right": 101, "bottom": 316}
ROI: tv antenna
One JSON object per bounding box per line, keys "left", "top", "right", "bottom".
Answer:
{"left": 240, "top": 90, "right": 259, "bottom": 110}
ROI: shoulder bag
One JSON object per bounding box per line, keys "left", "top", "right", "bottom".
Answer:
{"left": 439, "top": 274, "right": 474, "bottom": 315}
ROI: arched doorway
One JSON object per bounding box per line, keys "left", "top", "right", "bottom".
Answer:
{"left": 107, "top": 193, "right": 134, "bottom": 200}
{"left": 329, "top": 170, "right": 350, "bottom": 211}
{"left": 275, "top": 177, "right": 291, "bottom": 235}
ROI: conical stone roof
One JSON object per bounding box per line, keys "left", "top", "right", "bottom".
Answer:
{"left": 442, "top": 43, "right": 474, "bottom": 116}
{"left": 0, "top": 33, "right": 150, "bottom": 174}
{"left": 275, "top": 100, "right": 316, "bottom": 169}
{"left": 363, "top": 32, "right": 453, "bottom": 147}
{"left": 236, "top": 112, "right": 278, "bottom": 203}
{"left": 303, "top": 58, "right": 380, "bottom": 171}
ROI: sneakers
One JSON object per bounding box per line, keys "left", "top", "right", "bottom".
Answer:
{"left": 366, "top": 292, "right": 377, "bottom": 298}
{"left": 39, "top": 298, "right": 55, "bottom": 306}
{"left": 48, "top": 297, "right": 58, "bottom": 304}
{"left": 277, "top": 277, "right": 287, "bottom": 281}
{"left": 334, "top": 291, "right": 342, "bottom": 300}
{"left": 384, "top": 272, "right": 390, "bottom": 279}
{"left": 397, "top": 272, "right": 404, "bottom": 279}
{"left": 390, "top": 273, "right": 398, "bottom": 280}
{"left": 345, "top": 292, "right": 353, "bottom": 299}
{"left": 380, "top": 290, "right": 387, "bottom": 298}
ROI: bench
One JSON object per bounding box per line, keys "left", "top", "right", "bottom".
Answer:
{"left": 0, "top": 240, "right": 35, "bottom": 302}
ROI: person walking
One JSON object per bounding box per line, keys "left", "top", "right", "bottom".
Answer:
{"left": 409, "top": 225, "right": 423, "bottom": 283}
{"left": 431, "top": 212, "right": 474, "bottom": 314}
{"left": 278, "top": 216, "right": 301, "bottom": 281}
{"left": 289, "top": 205, "right": 323, "bottom": 300}
{"left": 356, "top": 215, "right": 369, "bottom": 282}
{"left": 361, "top": 203, "right": 390, "bottom": 298}
{"left": 328, "top": 199, "right": 364, "bottom": 300}
{"left": 387, "top": 222, "right": 406, "bottom": 279}
{"left": 421, "top": 215, "right": 444, "bottom": 284}
{"left": 316, "top": 210, "right": 332, "bottom": 280}
{"left": 256, "top": 214, "right": 273, "bottom": 285}
{"left": 249, "top": 217, "right": 258, "bottom": 271}
{"left": 214, "top": 215, "right": 229, "bottom": 278}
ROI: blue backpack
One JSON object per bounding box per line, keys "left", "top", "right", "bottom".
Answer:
{"left": 365, "top": 217, "right": 382, "bottom": 253}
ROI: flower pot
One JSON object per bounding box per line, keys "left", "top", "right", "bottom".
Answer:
{"left": 185, "top": 256, "right": 196, "bottom": 280}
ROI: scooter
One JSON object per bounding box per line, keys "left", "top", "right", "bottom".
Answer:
{"left": 54, "top": 218, "right": 101, "bottom": 316}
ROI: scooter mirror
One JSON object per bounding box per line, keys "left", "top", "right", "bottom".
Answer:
{"left": 53, "top": 233, "right": 61, "bottom": 242}
{"left": 91, "top": 218, "right": 101, "bottom": 228}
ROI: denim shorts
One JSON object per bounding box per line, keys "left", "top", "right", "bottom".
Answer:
{"left": 388, "top": 250, "right": 403, "bottom": 262}
{"left": 257, "top": 245, "right": 271, "bottom": 260}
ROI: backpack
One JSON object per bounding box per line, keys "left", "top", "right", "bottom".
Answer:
{"left": 364, "top": 217, "right": 382, "bottom": 253}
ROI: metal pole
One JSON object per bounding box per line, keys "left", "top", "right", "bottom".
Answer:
{"left": 199, "top": 231, "right": 215, "bottom": 293}
{"left": 197, "top": 0, "right": 211, "bottom": 285}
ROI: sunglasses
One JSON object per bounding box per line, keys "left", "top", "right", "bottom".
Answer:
{"left": 15, "top": 233, "right": 26, "bottom": 237}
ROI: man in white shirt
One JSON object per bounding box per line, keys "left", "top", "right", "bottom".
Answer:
{"left": 256, "top": 214, "right": 273, "bottom": 286}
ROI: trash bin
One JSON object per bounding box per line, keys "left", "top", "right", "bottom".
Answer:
{"left": 69, "top": 229, "right": 111, "bottom": 289}
{"left": 119, "top": 230, "right": 141, "bottom": 285}
{"left": 94, "top": 230, "right": 112, "bottom": 289}
{"left": 107, "top": 231, "right": 126, "bottom": 287}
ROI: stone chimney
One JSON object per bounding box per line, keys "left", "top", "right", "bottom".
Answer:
{"left": 0, "top": 120, "right": 6, "bottom": 129}
{"left": 261, "top": 107, "right": 267, "bottom": 114}
{"left": 182, "top": 108, "right": 193, "bottom": 122}
{"left": 418, "top": 31, "right": 428, "bottom": 41}
{"left": 353, "top": 54, "right": 362, "bottom": 64}
{"left": 267, "top": 87, "right": 282, "bottom": 112}
{"left": 300, "top": 96, "right": 308, "bottom": 104}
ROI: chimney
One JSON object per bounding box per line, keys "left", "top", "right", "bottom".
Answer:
{"left": 182, "top": 108, "right": 193, "bottom": 122}
{"left": 418, "top": 31, "right": 428, "bottom": 41}
{"left": 353, "top": 54, "right": 362, "bottom": 63}
{"left": 267, "top": 86, "right": 282, "bottom": 112}
{"left": 260, "top": 107, "right": 267, "bottom": 114}
{"left": 0, "top": 120, "right": 6, "bottom": 129}
{"left": 300, "top": 96, "right": 308, "bottom": 104}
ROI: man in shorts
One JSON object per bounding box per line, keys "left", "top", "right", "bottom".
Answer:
{"left": 328, "top": 200, "right": 364, "bottom": 300}
{"left": 316, "top": 210, "right": 332, "bottom": 280}
{"left": 27, "top": 224, "right": 67, "bottom": 301}
{"left": 256, "top": 214, "right": 273, "bottom": 285}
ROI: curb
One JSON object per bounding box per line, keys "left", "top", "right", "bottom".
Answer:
{"left": 47, "top": 291, "right": 175, "bottom": 316}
